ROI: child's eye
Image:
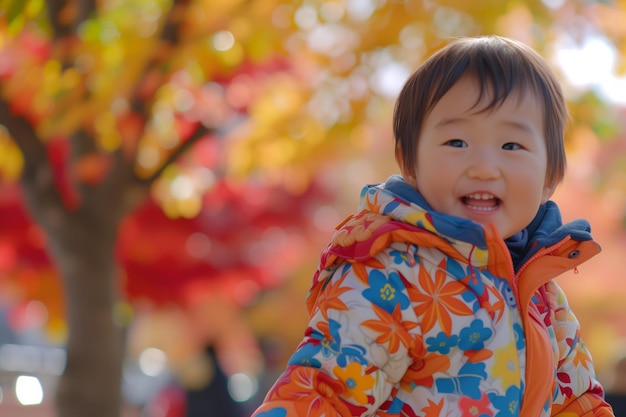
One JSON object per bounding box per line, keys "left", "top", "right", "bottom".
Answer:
{"left": 502, "top": 142, "right": 522, "bottom": 150}
{"left": 445, "top": 139, "right": 467, "bottom": 148}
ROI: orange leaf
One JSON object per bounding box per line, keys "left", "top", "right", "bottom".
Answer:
{"left": 73, "top": 153, "right": 112, "bottom": 185}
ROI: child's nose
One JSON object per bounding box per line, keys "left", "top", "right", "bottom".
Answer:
{"left": 466, "top": 152, "right": 501, "bottom": 179}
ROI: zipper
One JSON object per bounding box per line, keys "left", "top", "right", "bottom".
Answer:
{"left": 514, "top": 236, "right": 571, "bottom": 288}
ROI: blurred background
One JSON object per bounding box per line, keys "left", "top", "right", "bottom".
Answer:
{"left": 0, "top": 0, "right": 625, "bottom": 416}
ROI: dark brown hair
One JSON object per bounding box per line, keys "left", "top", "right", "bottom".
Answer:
{"left": 393, "top": 35, "right": 567, "bottom": 190}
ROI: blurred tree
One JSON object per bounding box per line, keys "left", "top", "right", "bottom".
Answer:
{"left": 0, "top": 1, "right": 624, "bottom": 417}
{"left": 0, "top": 1, "right": 315, "bottom": 416}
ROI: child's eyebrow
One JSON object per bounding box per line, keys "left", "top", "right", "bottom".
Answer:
{"left": 433, "top": 117, "right": 467, "bottom": 127}
{"left": 434, "top": 117, "right": 538, "bottom": 135}
{"left": 501, "top": 120, "right": 539, "bottom": 135}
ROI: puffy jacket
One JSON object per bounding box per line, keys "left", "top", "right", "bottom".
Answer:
{"left": 252, "top": 175, "right": 614, "bottom": 417}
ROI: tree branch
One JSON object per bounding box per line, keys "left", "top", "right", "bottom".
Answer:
{"left": 64, "top": 0, "right": 212, "bottom": 218}
{"left": 126, "top": 0, "right": 189, "bottom": 117}
{"left": 46, "top": 0, "right": 97, "bottom": 39}
{"left": 147, "top": 126, "right": 213, "bottom": 184}
{"left": 45, "top": 0, "right": 72, "bottom": 39}
{"left": 56, "top": 0, "right": 190, "bottom": 220}
{"left": 114, "top": 0, "right": 204, "bottom": 188}
{"left": 0, "top": 99, "right": 66, "bottom": 228}
{"left": 76, "top": 0, "right": 97, "bottom": 25}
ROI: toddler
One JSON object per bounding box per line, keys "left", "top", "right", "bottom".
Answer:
{"left": 251, "top": 35, "right": 614, "bottom": 417}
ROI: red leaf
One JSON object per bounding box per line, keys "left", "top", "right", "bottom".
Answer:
{"left": 47, "top": 138, "right": 79, "bottom": 209}
{"left": 557, "top": 372, "right": 571, "bottom": 383}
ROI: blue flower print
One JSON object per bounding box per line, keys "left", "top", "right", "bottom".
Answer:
{"left": 389, "top": 249, "right": 418, "bottom": 266}
{"left": 488, "top": 385, "right": 521, "bottom": 417}
{"left": 256, "top": 409, "right": 287, "bottom": 417}
{"left": 362, "top": 270, "right": 409, "bottom": 313}
{"left": 305, "top": 324, "right": 339, "bottom": 358}
{"left": 307, "top": 319, "right": 367, "bottom": 367}
{"left": 461, "top": 290, "right": 480, "bottom": 313}
{"left": 322, "top": 320, "right": 343, "bottom": 357}
{"left": 287, "top": 344, "right": 322, "bottom": 368}
{"left": 445, "top": 257, "right": 465, "bottom": 279}
{"left": 436, "top": 362, "right": 486, "bottom": 399}
{"left": 336, "top": 344, "right": 368, "bottom": 367}
{"left": 459, "top": 319, "right": 493, "bottom": 351}
{"left": 513, "top": 323, "right": 525, "bottom": 350}
{"left": 380, "top": 199, "right": 401, "bottom": 214}
{"left": 426, "top": 332, "right": 459, "bottom": 354}
{"left": 492, "top": 276, "right": 516, "bottom": 308}
{"left": 384, "top": 397, "right": 404, "bottom": 414}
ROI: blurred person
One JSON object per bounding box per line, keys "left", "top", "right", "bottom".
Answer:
{"left": 143, "top": 346, "right": 244, "bottom": 417}
{"left": 251, "top": 36, "right": 614, "bottom": 416}
{"left": 605, "top": 355, "right": 626, "bottom": 415}
{"left": 184, "top": 346, "right": 245, "bottom": 417}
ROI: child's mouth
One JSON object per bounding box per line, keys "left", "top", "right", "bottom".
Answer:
{"left": 461, "top": 193, "right": 501, "bottom": 212}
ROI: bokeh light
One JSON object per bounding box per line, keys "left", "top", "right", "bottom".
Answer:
{"left": 15, "top": 376, "right": 43, "bottom": 406}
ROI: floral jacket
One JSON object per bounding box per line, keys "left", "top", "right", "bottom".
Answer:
{"left": 252, "top": 175, "right": 614, "bottom": 417}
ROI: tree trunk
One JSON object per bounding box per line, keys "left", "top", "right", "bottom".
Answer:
{"left": 0, "top": 108, "right": 132, "bottom": 416}
{"left": 48, "top": 214, "right": 125, "bottom": 417}
{"left": 0, "top": 1, "right": 201, "bottom": 410}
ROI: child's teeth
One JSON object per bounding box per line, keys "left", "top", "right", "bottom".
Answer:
{"left": 468, "top": 193, "right": 494, "bottom": 200}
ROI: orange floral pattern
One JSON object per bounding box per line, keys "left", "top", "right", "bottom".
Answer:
{"left": 252, "top": 177, "right": 611, "bottom": 417}
{"left": 413, "top": 258, "right": 474, "bottom": 335}
{"left": 361, "top": 304, "right": 418, "bottom": 354}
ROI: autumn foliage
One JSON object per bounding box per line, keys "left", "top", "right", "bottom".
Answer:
{"left": 1, "top": 1, "right": 626, "bottom": 416}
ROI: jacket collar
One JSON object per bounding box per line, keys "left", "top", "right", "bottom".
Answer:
{"left": 362, "top": 175, "right": 594, "bottom": 270}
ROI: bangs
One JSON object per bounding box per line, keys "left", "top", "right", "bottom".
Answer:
{"left": 424, "top": 38, "right": 549, "bottom": 115}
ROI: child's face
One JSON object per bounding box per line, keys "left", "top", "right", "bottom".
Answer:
{"left": 403, "top": 76, "right": 555, "bottom": 239}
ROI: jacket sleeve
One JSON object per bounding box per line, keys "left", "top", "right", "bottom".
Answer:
{"left": 250, "top": 255, "right": 422, "bottom": 417}
{"left": 545, "top": 281, "right": 615, "bottom": 417}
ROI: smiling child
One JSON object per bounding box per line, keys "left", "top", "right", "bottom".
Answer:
{"left": 251, "top": 35, "right": 614, "bottom": 417}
